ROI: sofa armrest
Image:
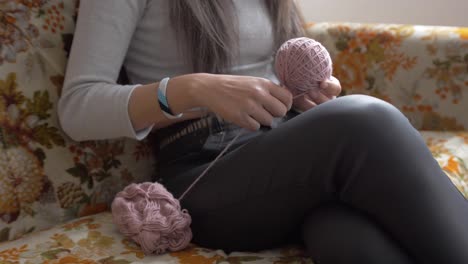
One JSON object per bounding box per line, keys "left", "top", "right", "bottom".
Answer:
{"left": 306, "top": 23, "right": 468, "bottom": 131}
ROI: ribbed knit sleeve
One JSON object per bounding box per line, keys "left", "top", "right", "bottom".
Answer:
{"left": 58, "top": 0, "right": 152, "bottom": 141}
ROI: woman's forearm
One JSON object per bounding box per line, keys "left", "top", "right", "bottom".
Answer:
{"left": 128, "top": 74, "right": 207, "bottom": 131}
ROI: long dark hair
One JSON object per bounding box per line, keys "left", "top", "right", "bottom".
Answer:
{"left": 170, "top": 0, "right": 306, "bottom": 73}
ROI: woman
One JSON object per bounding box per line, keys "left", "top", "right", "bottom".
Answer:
{"left": 58, "top": 0, "right": 468, "bottom": 263}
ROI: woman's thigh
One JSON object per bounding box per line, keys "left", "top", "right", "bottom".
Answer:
{"left": 161, "top": 95, "right": 396, "bottom": 250}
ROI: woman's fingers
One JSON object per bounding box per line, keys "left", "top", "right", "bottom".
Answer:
{"left": 242, "top": 115, "right": 261, "bottom": 131}
{"left": 239, "top": 104, "right": 274, "bottom": 131}
{"left": 308, "top": 89, "right": 331, "bottom": 104}
{"left": 261, "top": 93, "right": 289, "bottom": 118}
{"left": 252, "top": 79, "right": 292, "bottom": 118}
{"left": 265, "top": 80, "right": 293, "bottom": 110}
{"left": 320, "top": 76, "right": 342, "bottom": 97}
{"left": 293, "top": 95, "right": 317, "bottom": 112}
{"left": 293, "top": 75, "right": 342, "bottom": 111}
{"left": 248, "top": 102, "right": 275, "bottom": 128}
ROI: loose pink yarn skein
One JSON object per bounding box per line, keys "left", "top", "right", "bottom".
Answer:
{"left": 275, "top": 37, "right": 333, "bottom": 95}
{"left": 111, "top": 183, "right": 192, "bottom": 255}
{"left": 111, "top": 37, "right": 333, "bottom": 256}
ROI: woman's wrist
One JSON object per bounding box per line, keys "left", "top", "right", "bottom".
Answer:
{"left": 168, "top": 73, "right": 211, "bottom": 114}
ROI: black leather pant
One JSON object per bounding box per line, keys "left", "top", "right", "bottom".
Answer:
{"left": 160, "top": 95, "right": 468, "bottom": 264}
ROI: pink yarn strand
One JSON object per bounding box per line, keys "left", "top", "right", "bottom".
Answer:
{"left": 293, "top": 90, "right": 308, "bottom": 99}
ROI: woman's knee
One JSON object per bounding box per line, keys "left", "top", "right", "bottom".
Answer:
{"left": 307, "top": 94, "right": 409, "bottom": 136}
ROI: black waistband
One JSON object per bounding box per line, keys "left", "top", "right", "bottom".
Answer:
{"left": 152, "top": 114, "right": 240, "bottom": 166}
{"left": 157, "top": 115, "right": 224, "bottom": 150}
{"left": 152, "top": 111, "right": 299, "bottom": 168}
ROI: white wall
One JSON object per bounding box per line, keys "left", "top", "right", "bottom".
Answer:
{"left": 297, "top": 0, "right": 468, "bottom": 27}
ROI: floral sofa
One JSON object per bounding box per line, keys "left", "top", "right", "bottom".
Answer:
{"left": 0, "top": 0, "right": 467, "bottom": 263}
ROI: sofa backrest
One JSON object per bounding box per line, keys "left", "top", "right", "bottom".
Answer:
{"left": 307, "top": 23, "right": 468, "bottom": 131}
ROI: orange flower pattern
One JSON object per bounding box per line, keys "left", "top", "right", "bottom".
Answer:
{"left": 0, "top": 0, "right": 69, "bottom": 65}
{"left": 0, "top": 73, "right": 61, "bottom": 223}
{"left": 456, "top": 28, "right": 468, "bottom": 40}
{"left": 0, "top": 244, "right": 28, "bottom": 263}
{"left": 325, "top": 24, "right": 417, "bottom": 89}
{"left": 307, "top": 23, "right": 468, "bottom": 131}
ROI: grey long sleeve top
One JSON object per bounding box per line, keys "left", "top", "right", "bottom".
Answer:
{"left": 58, "top": 0, "right": 278, "bottom": 141}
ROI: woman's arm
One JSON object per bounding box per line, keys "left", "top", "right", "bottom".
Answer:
{"left": 58, "top": 0, "right": 157, "bottom": 141}
{"left": 133, "top": 73, "right": 294, "bottom": 132}
{"left": 59, "top": 0, "right": 292, "bottom": 142}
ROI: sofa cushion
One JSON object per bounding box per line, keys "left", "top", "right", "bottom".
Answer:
{"left": 0, "top": 0, "right": 155, "bottom": 242}
{"left": 0, "top": 212, "right": 313, "bottom": 264}
{"left": 421, "top": 131, "right": 468, "bottom": 196}
{"left": 0, "top": 131, "right": 466, "bottom": 263}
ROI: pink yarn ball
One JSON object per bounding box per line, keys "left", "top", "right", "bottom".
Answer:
{"left": 275, "top": 37, "right": 333, "bottom": 94}
{"left": 111, "top": 182, "right": 192, "bottom": 255}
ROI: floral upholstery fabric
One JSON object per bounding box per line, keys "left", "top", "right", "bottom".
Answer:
{"left": 0, "top": 212, "right": 312, "bottom": 264}
{"left": 0, "top": 131, "right": 466, "bottom": 263}
{"left": 0, "top": 0, "right": 467, "bottom": 262}
{"left": 0, "top": 0, "right": 154, "bottom": 242}
{"left": 306, "top": 23, "right": 468, "bottom": 131}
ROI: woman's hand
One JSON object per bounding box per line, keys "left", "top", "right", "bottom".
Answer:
{"left": 191, "top": 73, "right": 293, "bottom": 131}
{"left": 292, "top": 76, "right": 342, "bottom": 112}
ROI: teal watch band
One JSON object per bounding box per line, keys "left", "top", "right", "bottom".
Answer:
{"left": 158, "top": 77, "right": 183, "bottom": 119}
